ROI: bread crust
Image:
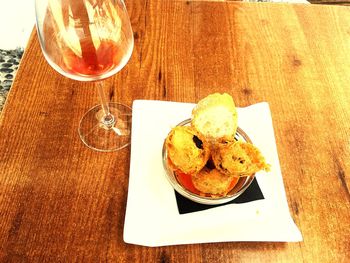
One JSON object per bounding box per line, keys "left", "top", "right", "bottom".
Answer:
{"left": 165, "top": 126, "right": 210, "bottom": 174}
{"left": 191, "top": 167, "right": 237, "bottom": 196}
{"left": 191, "top": 93, "right": 238, "bottom": 141}
{"left": 164, "top": 93, "right": 270, "bottom": 198}
{"left": 212, "top": 140, "right": 270, "bottom": 176}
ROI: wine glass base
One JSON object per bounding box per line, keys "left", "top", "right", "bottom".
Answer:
{"left": 78, "top": 103, "right": 132, "bottom": 152}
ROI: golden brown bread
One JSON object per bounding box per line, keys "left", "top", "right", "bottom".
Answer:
{"left": 191, "top": 167, "right": 237, "bottom": 196}
{"left": 165, "top": 126, "right": 210, "bottom": 174}
{"left": 191, "top": 93, "right": 238, "bottom": 141}
{"left": 164, "top": 93, "right": 270, "bottom": 198}
{"left": 212, "top": 140, "right": 270, "bottom": 176}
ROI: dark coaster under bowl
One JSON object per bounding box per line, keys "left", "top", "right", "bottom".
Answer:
{"left": 175, "top": 177, "right": 264, "bottom": 214}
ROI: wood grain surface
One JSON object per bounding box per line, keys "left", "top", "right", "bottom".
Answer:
{"left": 309, "top": 0, "right": 350, "bottom": 6}
{"left": 195, "top": 0, "right": 350, "bottom": 6}
{"left": 1, "top": 0, "right": 350, "bottom": 262}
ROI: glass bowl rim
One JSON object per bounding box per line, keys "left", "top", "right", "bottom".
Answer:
{"left": 162, "top": 118, "right": 256, "bottom": 205}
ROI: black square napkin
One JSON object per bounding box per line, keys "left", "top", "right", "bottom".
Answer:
{"left": 175, "top": 177, "right": 264, "bottom": 214}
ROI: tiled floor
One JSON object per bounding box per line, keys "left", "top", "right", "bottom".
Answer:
{"left": 0, "top": 49, "right": 23, "bottom": 110}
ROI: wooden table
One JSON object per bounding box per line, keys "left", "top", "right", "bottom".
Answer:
{"left": 309, "top": 0, "right": 350, "bottom": 6}
{"left": 210, "top": 0, "right": 350, "bottom": 6}
{"left": 1, "top": 0, "right": 349, "bottom": 261}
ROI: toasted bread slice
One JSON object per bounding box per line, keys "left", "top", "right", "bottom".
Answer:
{"left": 212, "top": 140, "right": 270, "bottom": 176}
{"left": 165, "top": 126, "right": 210, "bottom": 174}
{"left": 191, "top": 93, "right": 238, "bottom": 141}
{"left": 191, "top": 167, "right": 237, "bottom": 196}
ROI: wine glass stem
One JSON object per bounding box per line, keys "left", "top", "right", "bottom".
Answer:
{"left": 96, "top": 81, "right": 115, "bottom": 128}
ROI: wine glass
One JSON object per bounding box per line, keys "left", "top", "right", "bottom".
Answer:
{"left": 35, "top": 0, "right": 134, "bottom": 151}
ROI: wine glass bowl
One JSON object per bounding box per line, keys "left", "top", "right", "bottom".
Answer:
{"left": 35, "top": 0, "right": 134, "bottom": 151}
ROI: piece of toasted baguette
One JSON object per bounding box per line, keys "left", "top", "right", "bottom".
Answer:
{"left": 191, "top": 167, "right": 237, "bottom": 196}
{"left": 191, "top": 93, "right": 238, "bottom": 141}
{"left": 212, "top": 140, "right": 270, "bottom": 176}
{"left": 165, "top": 126, "right": 210, "bottom": 174}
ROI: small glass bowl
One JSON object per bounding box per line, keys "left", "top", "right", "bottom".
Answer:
{"left": 162, "top": 119, "right": 256, "bottom": 205}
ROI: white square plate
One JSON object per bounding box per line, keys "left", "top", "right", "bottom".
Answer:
{"left": 123, "top": 100, "right": 302, "bottom": 247}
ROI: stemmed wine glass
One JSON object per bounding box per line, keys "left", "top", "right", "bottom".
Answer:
{"left": 35, "top": 0, "right": 134, "bottom": 151}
